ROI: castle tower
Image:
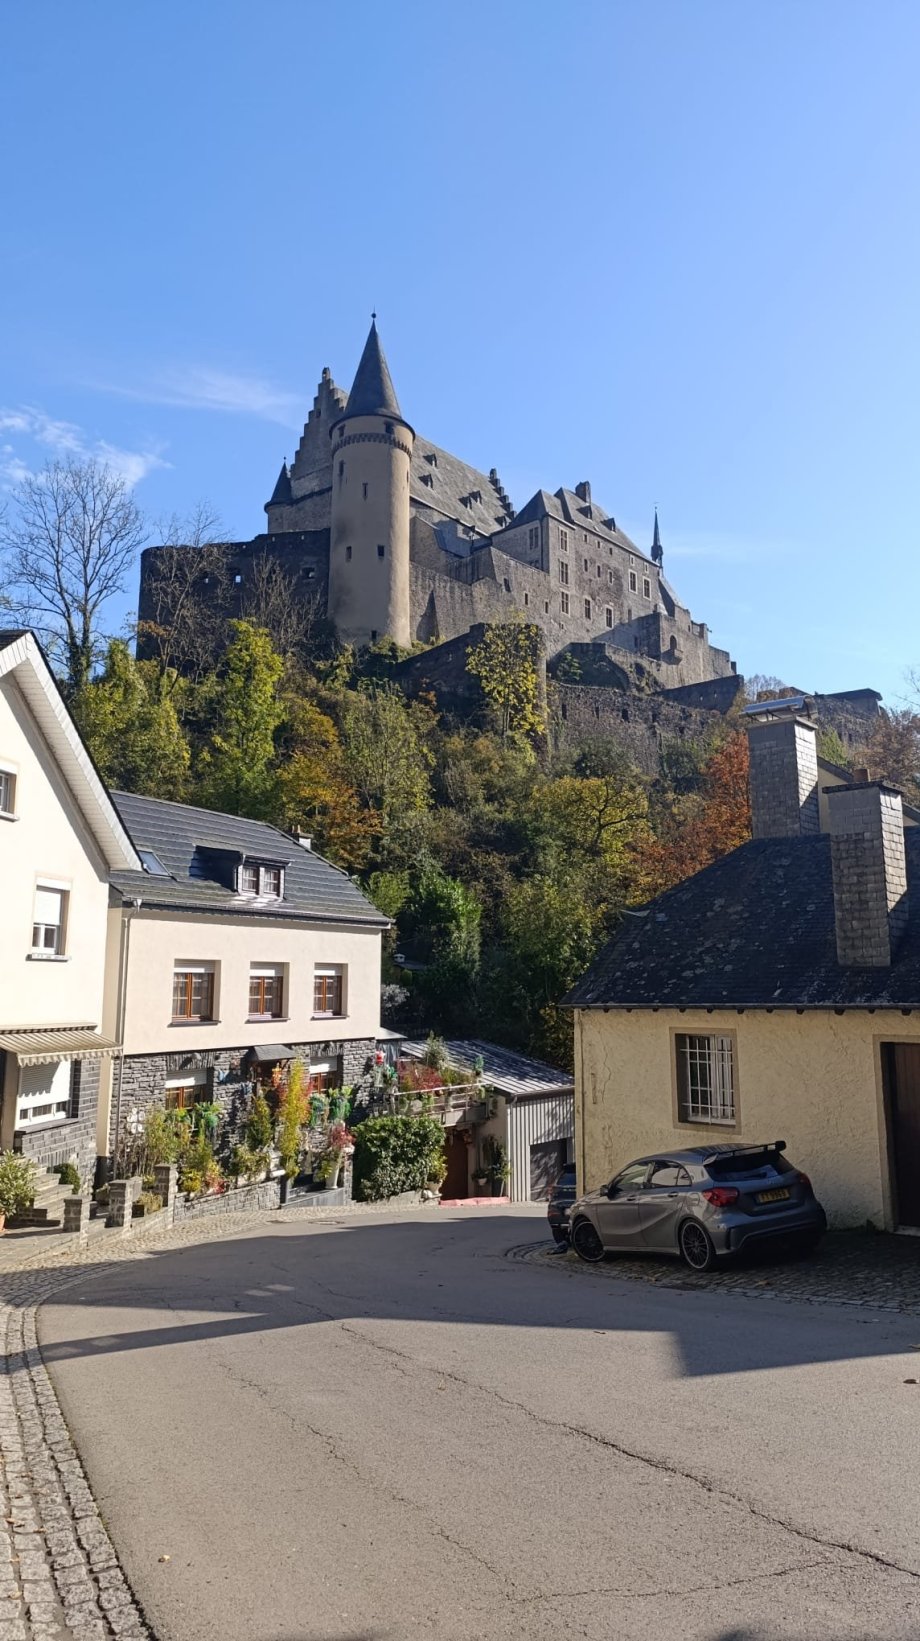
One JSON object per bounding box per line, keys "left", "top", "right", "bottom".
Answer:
{"left": 327, "top": 319, "right": 414, "bottom": 649}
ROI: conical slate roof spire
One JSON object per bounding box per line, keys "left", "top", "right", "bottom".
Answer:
{"left": 651, "top": 508, "right": 663, "bottom": 564}
{"left": 268, "top": 460, "right": 292, "bottom": 507}
{"left": 341, "top": 318, "right": 403, "bottom": 422}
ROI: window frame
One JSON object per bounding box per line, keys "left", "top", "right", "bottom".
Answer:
{"left": 313, "top": 965, "right": 345, "bottom": 1019}
{"left": 560, "top": 591, "right": 570, "bottom": 615}
{"left": 171, "top": 963, "right": 217, "bottom": 1024}
{"left": 629, "top": 570, "right": 638, "bottom": 593}
{"left": 16, "top": 1059, "right": 74, "bottom": 1128}
{"left": 164, "top": 1070, "right": 208, "bottom": 1112}
{"left": 559, "top": 559, "right": 569, "bottom": 586}
{"left": 583, "top": 597, "right": 592, "bottom": 621}
{"left": 238, "top": 863, "right": 284, "bottom": 900}
{"left": 0, "top": 765, "right": 17, "bottom": 818}
{"left": 672, "top": 1030, "right": 737, "bottom": 1127}
{"left": 248, "top": 964, "right": 285, "bottom": 1021}
{"left": 32, "top": 883, "right": 68, "bottom": 956}
{"left": 643, "top": 576, "right": 652, "bottom": 599}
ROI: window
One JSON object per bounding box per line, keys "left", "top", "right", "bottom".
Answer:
{"left": 560, "top": 592, "right": 570, "bottom": 615}
{"left": 503, "top": 577, "right": 511, "bottom": 592}
{"left": 238, "top": 863, "right": 283, "bottom": 898}
{"left": 583, "top": 558, "right": 589, "bottom": 572}
{"left": 559, "top": 560, "right": 569, "bottom": 586}
{"left": 596, "top": 564, "right": 601, "bottom": 579}
{"left": 560, "top": 529, "right": 568, "bottom": 552}
{"left": 308, "top": 1060, "right": 340, "bottom": 1093}
{"left": 16, "top": 1060, "right": 72, "bottom": 1127}
{"left": 584, "top": 598, "right": 592, "bottom": 620}
{"left": 629, "top": 570, "right": 637, "bottom": 593}
{"left": 675, "top": 1033, "right": 735, "bottom": 1124}
{"left": 608, "top": 569, "right": 613, "bottom": 584}
{"left": 172, "top": 964, "right": 216, "bottom": 1023}
{"left": 605, "top": 607, "right": 613, "bottom": 628}
{"left": 377, "top": 544, "right": 385, "bottom": 558}
{"left": 338, "top": 461, "right": 344, "bottom": 478}
{"left": 32, "top": 885, "right": 67, "bottom": 955}
{"left": 233, "top": 573, "right": 242, "bottom": 586}
{"left": 165, "top": 1071, "right": 207, "bottom": 1111}
{"left": 543, "top": 601, "right": 549, "bottom": 614}
{"left": 371, "top": 629, "right": 378, "bottom": 642}
{"left": 528, "top": 526, "right": 539, "bottom": 551}
{"left": 363, "top": 483, "right": 368, "bottom": 498}
{"left": 345, "top": 544, "right": 353, "bottom": 561}
{"left": 646, "top": 1162, "right": 692, "bottom": 1189}
{"left": 524, "top": 592, "right": 529, "bottom": 607}
{"left": 138, "top": 849, "right": 170, "bottom": 877}
{"left": 249, "top": 965, "right": 285, "bottom": 1020}
{"left": 609, "top": 1162, "right": 650, "bottom": 1194}
{"left": 314, "top": 965, "right": 344, "bottom": 1017}
{"left": 0, "top": 768, "right": 16, "bottom": 816}
{"left": 643, "top": 577, "right": 651, "bottom": 599}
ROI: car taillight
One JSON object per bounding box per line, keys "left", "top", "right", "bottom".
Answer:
{"left": 797, "top": 1172, "right": 812, "bottom": 1193}
{"left": 702, "top": 1186, "right": 739, "bottom": 1208}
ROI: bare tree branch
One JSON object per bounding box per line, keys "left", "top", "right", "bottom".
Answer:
{"left": 135, "top": 504, "right": 230, "bottom": 686}
{"left": 0, "top": 459, "right": 147, "bottom": 692}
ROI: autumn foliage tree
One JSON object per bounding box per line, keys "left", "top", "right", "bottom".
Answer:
{"left": 636, "top": 731, "right": 752, "bottom": 898}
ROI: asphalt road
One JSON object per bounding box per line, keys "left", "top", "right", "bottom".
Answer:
{"left": 37, "top": 1208, "right": 920, "bottom": 1641}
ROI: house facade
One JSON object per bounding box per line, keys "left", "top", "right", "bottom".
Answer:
{"left": 566, "top": 710, "right": 920, "bottom": 1232}
{"left": 100, "top": 790, "right": 389, "bottom": 1166}
{"left": 0, "top": 632, "right": 141, "bottom": 1183}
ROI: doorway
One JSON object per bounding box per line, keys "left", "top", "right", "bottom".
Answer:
{"left": 882, "top": 1042, "right": 920, "bottom": 1228}
{"left": 442, "top": 1131, "right": 470, "bottom": 1199}
{"left": 529, "top": 1139, "right": 567, "bottom": 1202}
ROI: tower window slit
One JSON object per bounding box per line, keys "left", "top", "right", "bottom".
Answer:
{"left": 377, "top": 544, "right": 385, "bottom": 558}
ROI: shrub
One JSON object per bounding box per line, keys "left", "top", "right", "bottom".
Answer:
{"left": 133, "top": 1190, "right": 163, "bottom": 1217}
{"left": 228, "top": 1144, "right": 270, "bottom": 1184}
{"left": 277, "top": 1062, "right": 308, "bottom": 1179}
{"left": 246, "top": 1090, "right": 274, "bottom": 1153}
{"left": 0, "top": 1152, "right": 37, "bottom": 1219}
{"left": 55, "top": 1161, "right": 82, "bottom": 1194}
{"left": 178, "top": 1133, "right": 221, "bottom": 1195}
{"left": 352, "top": 1116, "right": 445, "bottom": 1202}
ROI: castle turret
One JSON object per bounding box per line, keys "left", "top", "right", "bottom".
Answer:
{"left": 327, "top": 320, "right": 414, "bottom": 650}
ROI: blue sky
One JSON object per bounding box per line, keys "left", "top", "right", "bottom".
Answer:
{"left": 2, "top": 0, "right": 919, "bottom": 700}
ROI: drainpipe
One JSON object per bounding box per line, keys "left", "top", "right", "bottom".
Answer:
{"left": 577, "top": 1009, "right": 587, "bottom": 1196}
{"left": 112, "top": 898, "right": 141, "bottom": 1177}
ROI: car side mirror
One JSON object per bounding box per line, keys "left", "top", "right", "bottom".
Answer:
{"left": 604, "top": 1182, "right": 618, "bottom": 1198}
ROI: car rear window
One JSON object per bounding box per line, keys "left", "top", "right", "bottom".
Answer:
{"left": 707, "top": 1149, "right": 793, "bottom": 1180}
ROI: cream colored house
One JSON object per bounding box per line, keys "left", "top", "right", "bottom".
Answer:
{"left": 566, "top": 710, "right": 920, "bottom": 1232}
{"left": 100, "top": 790, "right": 389, "bottom": 1166}
{"left": 0, "top": 631, "right": 140, "bottom": 1181}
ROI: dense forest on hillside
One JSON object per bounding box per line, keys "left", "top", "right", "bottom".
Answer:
{"left": 5, "top": 461, "right": 918, "bottom": 1070}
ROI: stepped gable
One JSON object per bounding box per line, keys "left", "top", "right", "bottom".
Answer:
{"left": 411, "top": 433, "right": 513, "bottom": 537}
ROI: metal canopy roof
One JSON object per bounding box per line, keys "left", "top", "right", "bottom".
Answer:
{"left": 0, "top": 1029, "right": 121, "bottom": 1066}
{"left": 244, "top": 1043, "right": 294, "bottom": 1063}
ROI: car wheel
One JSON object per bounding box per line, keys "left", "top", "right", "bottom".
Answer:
{"left": 679, "top": 1219, "right": 716, "bottom": 1273}
{"left": 551, "top": 1227, "right": 569, "bottom": 1247}
{"left": 571, "top": 1217, "right": 606, "bottom": 1263}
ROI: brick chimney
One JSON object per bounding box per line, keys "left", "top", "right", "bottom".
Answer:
{"left": 746, "top": 716, "right": 819, "bottom": 839}
{"left": 827, "top": 782, "right": 908, "bottom": 967}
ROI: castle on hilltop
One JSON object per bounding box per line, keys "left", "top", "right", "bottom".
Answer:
{"left": 139, "top": 319, "right": 737, "bottom": 693}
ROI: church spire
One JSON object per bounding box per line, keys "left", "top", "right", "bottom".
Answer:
{"left": 340, "top": 317, "right": 403, "bottom": 422}
{"left": 651, "top": 508, "right": 663, "bottom": 565}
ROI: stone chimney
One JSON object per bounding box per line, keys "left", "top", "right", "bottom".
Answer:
{"left": 746, "top": 716, "right": 819, "bottom": 839}
{"left": 575, "top": 481, "right": 591, "bottom": 504}
{"left": 827, "top": 782, "right": 908, "bottom": 967}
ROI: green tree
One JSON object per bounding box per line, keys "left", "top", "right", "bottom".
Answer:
{"left": 195, "top": 622, "right": 284, "bottom": 817}
{"left": 340, "top": 685, "right": 434, "bottom": 860}
{"left": 72, "top": 640, "right": 190, "bottom": 797}
{"left": 466, "top": 622, "right": 544, "bottom": 741}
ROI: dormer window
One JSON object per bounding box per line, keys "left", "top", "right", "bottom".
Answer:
{"left": 238, "top": 862, "right": 284, "bottom": 899}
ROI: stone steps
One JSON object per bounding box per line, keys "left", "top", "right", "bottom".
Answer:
{"left": 7, "top": 1167, "right": 76, "bottom": 1228}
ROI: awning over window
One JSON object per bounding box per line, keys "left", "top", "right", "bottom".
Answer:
{"left": 245, "top": 1043, "right": 294, "bottom": 1064}
{"left": 0, "top": 1029, "right": 121, "bottom": 1067}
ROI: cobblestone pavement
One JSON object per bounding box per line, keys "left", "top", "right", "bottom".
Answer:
{"left": 0, "top": 1200, "right": 443, "bottom": 1639}
{"left": 514, "top": 1227, "right": 920, "bottom": 1311}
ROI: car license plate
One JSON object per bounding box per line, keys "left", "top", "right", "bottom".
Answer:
{"left": 757, "top": 1187, "right": 791, "bottom": 1204}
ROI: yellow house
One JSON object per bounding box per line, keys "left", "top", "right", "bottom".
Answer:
{"left": 566, "top": 711, "right": 920, "bottom": 1232}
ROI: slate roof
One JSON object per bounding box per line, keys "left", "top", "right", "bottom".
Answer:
{"left": 399, "top": 1038, "right": 574, "bottom": 1098}
{"left": 411, "top": 436, "right": 511, "bottom": 537}
{"left": 337, "top": 321, "right": 404, "bottom": 424}
{"left": 493, "top": 489, "right": 655, "bottom": 566}
{"left": 564, "top": 831, "right": 920, "bottom": 1012}
{"left": 110, "top": 790, "right": 388, "bottom": 928}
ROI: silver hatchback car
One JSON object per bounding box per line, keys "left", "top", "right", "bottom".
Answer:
{"left": 569, "top": 1141, "right": 826, "bottom": 1271}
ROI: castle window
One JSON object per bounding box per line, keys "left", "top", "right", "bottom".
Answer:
{"left": 346, "top": 545, "right": 353, "bottom": 561}
{"left": 338, "top": 461, "right": 345, "bottom": 480}
{"left": 385, "top": 423, "right": 393, "bottom": 436}
{"left": 524, "top": 592, "right": 529, "bottom": 606}
{"left": 544, "top": 601, "right": 549, "bottom": 614}
{"left": 371, "top": 630, "right": 378, "bottom": 642}
{"left": 584, "top": 598, "right": 592, "bottom": 620}
{"left": 583, "top": 558, "right": 589, "bottom": 573}
{"left": 528, "top": 526, "right": 539, "bottom": 551}
{"left": 608, "top": 569, "right": 613, "bottom": 584}
{"left": 426, "top": 451, "right": 438, "bottom": 466}
{"left": 559, "top": 560, "right": 569, "bottom": 586}
{"left": 605, "top": 607, "right": 613, "bottom": 628}
{"left": 596, "top": 564, "right": 601, "bottom": 579}
{"left": 560, "top": 530, "right": 568, "bottom": 552}
{"left": 503, "top": 578, "right": 511, "bottom": 592}
{"left": 561, "top": 592, "right": 570, "bottom": 615}
{"left": 629, "top": 571, "right": 637, "bottom": 593}
{"left": 377, "top": 544, "right": 385, "bottom": 558}
{"left": 233, "top": 573, "right": 242, "bottom": 586}
{"left": 643, "top": 577, "right": 651, "bottom": 599}
{"left": 363, "top": 482, "right": 368, "bottom": 499}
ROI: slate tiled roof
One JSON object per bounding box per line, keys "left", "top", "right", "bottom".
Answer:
{"left": 400, "top": 1038, "right": 573, "bottom": 1097}
{"left": 411, "top": 436, "right": 511, "bottom": 536}
{"left": 338, "top": 321, "right": 403, "bottom": 423}
{"left": 564, "top": 832, "right": 920, "bottom": 1012}
{"left": 110, "top": 791, "right": 388, "bottom": 928}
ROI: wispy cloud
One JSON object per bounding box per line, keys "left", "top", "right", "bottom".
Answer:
{"left": 96, "top": 365, "right": 302, "bottom": 426}
{"left": 0, "top": 406, "right": 168, "bottom": 491}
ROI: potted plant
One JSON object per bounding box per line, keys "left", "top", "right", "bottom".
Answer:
{"left": 0, "top": 1150, "right": 37, "bottom": 1230}
{"left": 472, "top": 1166, "right": 489, "bottom": 1193}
